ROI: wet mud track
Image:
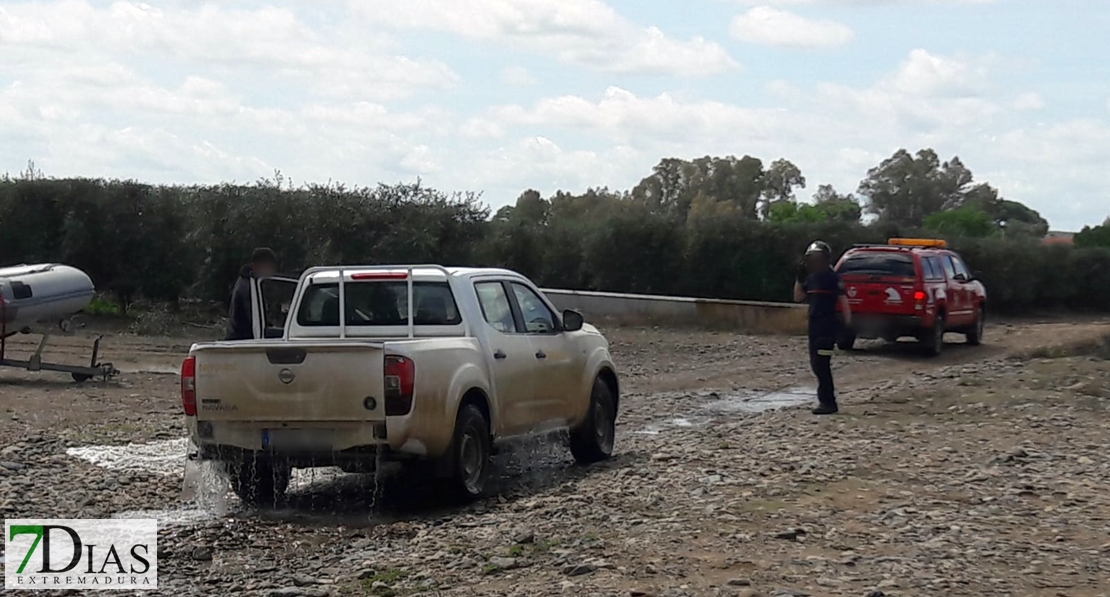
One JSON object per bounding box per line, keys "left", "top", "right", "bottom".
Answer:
{"left": 2, "top": 318, "right": 1110, "bottom": 596}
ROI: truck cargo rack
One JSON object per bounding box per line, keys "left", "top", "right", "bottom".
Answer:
{"left": 1, "top": 325, "right": 120, "bottom": 383}
{"left": 299, "top": 264, "right": 464, "bottom": 339}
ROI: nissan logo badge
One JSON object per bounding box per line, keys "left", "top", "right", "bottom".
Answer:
{"left": 278, "top": 368, "right": 295, "bottom": 384}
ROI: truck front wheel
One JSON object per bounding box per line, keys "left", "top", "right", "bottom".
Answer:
{"left": 444, "top": 404, "right": 492, "bottom": 500}
{"left": 569, "top": 378, "right": 616, "bottom": 464}
{"left": 227, "top": 458, "right": 289, "bottom": 508}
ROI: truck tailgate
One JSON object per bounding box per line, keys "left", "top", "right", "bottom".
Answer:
{"left": 842, "top": 277, "right": 918, "bottom": 315}
{"left": 192, "top": 342, "right": 386, "bottom": 422}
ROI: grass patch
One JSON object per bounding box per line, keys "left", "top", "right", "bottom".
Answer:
{"left": 359, "top": 569, "right": 410, "bottom": 597}
{"left": 85, "top": 296, "right": 123, "bottom": 317}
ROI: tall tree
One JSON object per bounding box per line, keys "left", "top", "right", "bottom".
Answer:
{"left": 1073, "top": 219, "right": 1110, "bottom": 249}
{"left": 632, "top": 155, "right": 764, "bottom": 221}
{"left": 858, "top": 149, "right": 970, "bottom": 227}
{"left": 759, "top": 158, "right": 805, "bottom": 220}
{"left": 812, "top": 184, "right": 862, "bottom": 223}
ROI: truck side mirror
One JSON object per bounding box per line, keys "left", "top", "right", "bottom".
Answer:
{"left": 562, "top": 309, "right": 584, "bottom": 332}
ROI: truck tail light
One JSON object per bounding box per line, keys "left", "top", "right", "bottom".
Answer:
{"left": 181, "top": 356, "right": 197, "bottom": 416}
{"left": 914, "top": 290, "right": 927, "bottom": 302}
{"left": 384, "top": 355, "right": 415, "bottom": 416}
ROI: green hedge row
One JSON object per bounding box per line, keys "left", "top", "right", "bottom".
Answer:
{"left": 0, "top": 178, "right": 1105, "bottom": 315}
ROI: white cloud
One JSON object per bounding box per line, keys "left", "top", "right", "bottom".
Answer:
{"left": 1012, "top": 92, "right": 1045, "bottom": 111}
{"left": 462, "top": 48, "right": 1106, "bottom": 229}
{"left": 0, "top": 1, "right": 458, "bottom": 101}
{"left": 501, "top": 66, "right": 538, "bottom": 87}
{"left": 479, "top": 86, "right": 782, "bottom": 145}
{"left": 730, "top": 6, "right": 854, "bottom": 48}
{"left": 729, "top": 0, "right": 997, "bottom": 5}
{"left": 348, "top": 0, "right": 738, "bottom": 76}
{"left": 0, "top": 1, "right": 1103, "bottom": 231}
{"left": 461, "top": 136, "right": 642, "bottom": 199}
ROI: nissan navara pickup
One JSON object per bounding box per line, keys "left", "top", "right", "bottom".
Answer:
{"left": 181, "top": 266, "right": 619, "bottom": 504}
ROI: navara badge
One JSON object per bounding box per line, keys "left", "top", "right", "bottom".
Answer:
{"left": 278, "top": 368, "right": 295, "bottom": 384}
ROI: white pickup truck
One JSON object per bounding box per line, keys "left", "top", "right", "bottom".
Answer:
{"left": 181, "top": 265, "right": 619, "bottom": 504}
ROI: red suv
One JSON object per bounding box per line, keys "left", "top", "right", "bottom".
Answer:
{"left": 834, "top": 238, "right": 987, "bottom": 356}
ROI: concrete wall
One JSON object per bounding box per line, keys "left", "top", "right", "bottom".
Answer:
{"left": 541, "top": 289, "right": 807, "bottom": 335}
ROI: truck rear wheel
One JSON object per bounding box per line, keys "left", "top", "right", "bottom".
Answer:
{"left": 920, "top": 314, "right": 945, "bottom": 357}
{"left": 444, "top": 404, "right": 492, "bottom": 501}
{"left": 569, "top": 378, "right": 616, "bottom": 465}
{"left": 227, "top": 458, "right": 289, "bottom": 507}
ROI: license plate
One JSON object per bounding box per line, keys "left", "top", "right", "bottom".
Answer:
{"left": 262, "top": 429, "right": 334, "bottom": 451}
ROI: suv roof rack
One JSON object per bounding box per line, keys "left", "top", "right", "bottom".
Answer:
{"left": 849, "top": 239, "right": 949, "bottom": 250}
{"left": 887, "top": 238, "right": 947, "bottom": 248}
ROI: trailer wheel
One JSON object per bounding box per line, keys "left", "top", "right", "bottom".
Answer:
{"left": 72, "top": 373, "right": 92, "bottom": 383}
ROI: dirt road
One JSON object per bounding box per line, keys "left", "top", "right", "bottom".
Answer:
{"left": 1, "top": 319, "right": 1108, "bottom": 597}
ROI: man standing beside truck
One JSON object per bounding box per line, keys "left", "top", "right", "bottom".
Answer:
{"left": 225, "top": 247, "right": 278, "bottom": 341}
{"left": 793, "top": 241, "right": 851, "bottom": 415}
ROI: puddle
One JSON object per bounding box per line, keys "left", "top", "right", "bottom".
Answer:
{"left": 121, "top": 364, "right": 180, "bottom": 375}
{"left": 66, "top": 438, "right": 358, "bottom": 526}
{"left": 635, "top": 387, "right": 815, "bottom": 435}
{"left": 112, "top": 507, "right": 215, "bottom": 526}
{"left": 703, "top": 387, "right": 814, "bottom": 414}
{"left": 68, "top": 438, "right": 345, "bottom": 487}
{"left": 67, "top": 438, "right": 192, "bottom": 476}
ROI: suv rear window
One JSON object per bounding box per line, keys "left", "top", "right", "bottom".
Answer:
{"left": 838, "top": 252, "right": 917, "bottom": 277}
{"left": 297, "top": 281, "right": 462, "bottom": 327}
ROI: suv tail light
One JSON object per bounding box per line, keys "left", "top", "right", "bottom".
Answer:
{"left": 913, "top": 290, "right": 927, "bottom": 302}
{"left": 181, "top": 356, "right": 197, "bottom": 416}
{"left": 384, "top": 355, "right": 415, "bottom": 416}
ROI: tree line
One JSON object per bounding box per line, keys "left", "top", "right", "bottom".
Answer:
{"left": 1, "top": 149, "right": 1106, "bottom": 315}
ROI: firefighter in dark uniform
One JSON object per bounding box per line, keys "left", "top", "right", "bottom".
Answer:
{"left": 793, "top": 241, "right": 851, "bottom": 415}
{"left": 225, "top": 247, "right": 278, "bottom": 341}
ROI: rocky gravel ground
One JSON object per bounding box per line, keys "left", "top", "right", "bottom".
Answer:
{"left": 1, "top": 320, "right": 1109, "bottom": 597}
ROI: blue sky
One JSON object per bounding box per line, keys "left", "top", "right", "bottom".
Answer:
{"left": 1, "top": 0, "right": 1107, "bottom": 230}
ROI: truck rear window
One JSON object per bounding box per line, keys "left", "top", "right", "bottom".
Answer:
{"left": 838, "top": 253, "right": 917, "bottom": 278}
{"left": 296, "top": 282, "right": 462, "bottom": 327}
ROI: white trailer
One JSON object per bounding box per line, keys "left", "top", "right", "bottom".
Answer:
{"left": 1, "top": 263, "right": 118, "bottom": 382}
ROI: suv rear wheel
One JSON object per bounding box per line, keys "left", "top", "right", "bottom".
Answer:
{"left": 920, "top": 314, "right": 945, "bottom": 357}
{"left": 966, "top": 306, "right": 985, "bottom": 346}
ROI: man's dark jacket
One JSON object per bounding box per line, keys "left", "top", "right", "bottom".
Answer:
{"left": 225, "top": 265, "right": 255, "bottom": 341}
